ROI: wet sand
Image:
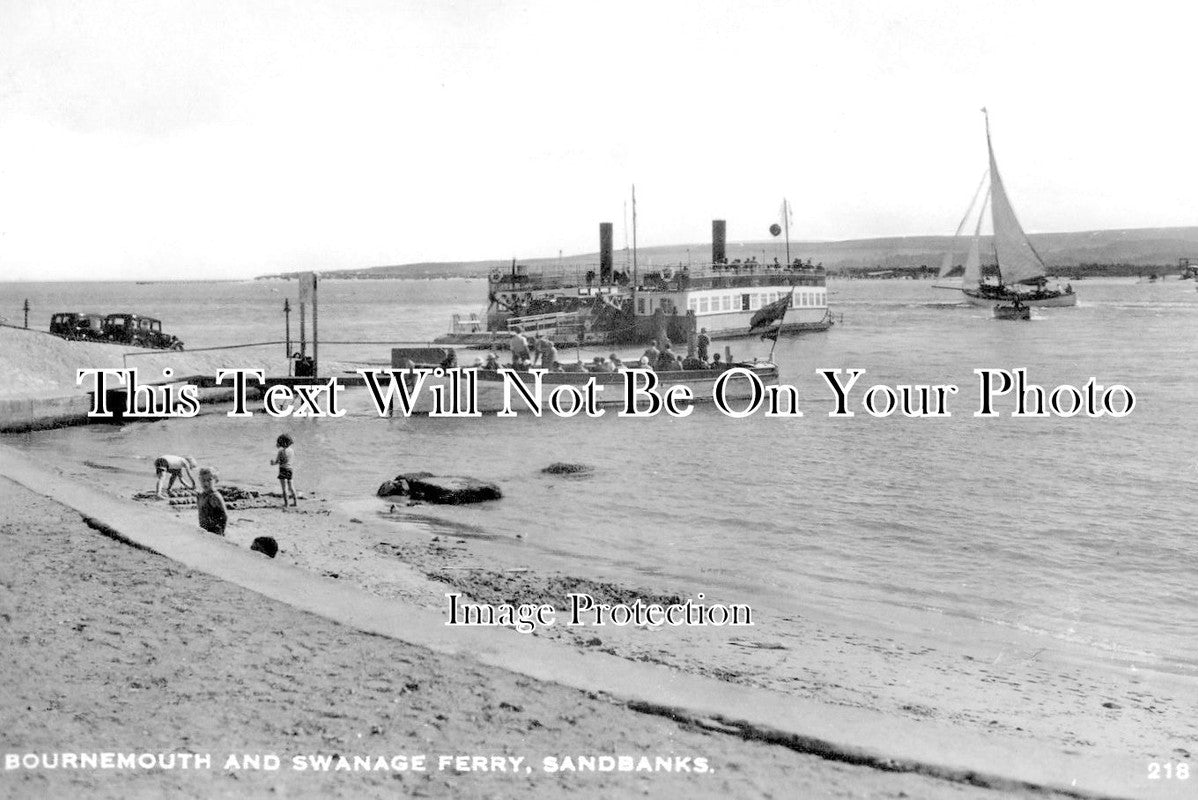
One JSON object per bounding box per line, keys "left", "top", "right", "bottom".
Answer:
{"left": 199, "top": 487, "right": 1193, "bottom": 766}
{"left": 0, "top": 477, "right": 1064, "bottom": 799}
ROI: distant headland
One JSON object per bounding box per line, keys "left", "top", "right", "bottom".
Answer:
{"left": 255, "top": 226, "right": 1198, "bottom": 281}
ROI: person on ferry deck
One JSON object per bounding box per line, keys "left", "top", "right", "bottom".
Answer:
{"left": 642, "top": 340, "right": 661, "bottom": 365}
{"left": 656, "top": 345, "right": 682, "bottom": 372}
{"left": 508, "top": 327, "right": 530, "bottom": 365}
{"left": 696, "top": 328, "right": 711, "bottom": 361}
{"left": 536, "top": 337, "right": 558, "bottom": 371}
{"left": 528, "top": 333, "right": 543, "bottom": 366}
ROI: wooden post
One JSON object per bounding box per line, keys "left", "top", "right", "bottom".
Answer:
{"left": 284, "top": 299, "right": 292, "bottom": 376}
{"left": 24, "top": 299, "right": 30, "bottom": 329}
{"left": 311, "top": 273, "right": 319, "bottom": 378}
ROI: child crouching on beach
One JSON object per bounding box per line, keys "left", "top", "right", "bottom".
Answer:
{"left": 197, "top": 467, "right": 228, "bottom": 536}
{"left": 271, "top": 433, "right": 297, "bottom": 508}
{"left": 154, "top": 454, "right": 197, "bottom": 498}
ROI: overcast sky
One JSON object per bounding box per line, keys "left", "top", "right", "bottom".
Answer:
{"left": 2, "top": 0, "right": 1194, "bottom": 281}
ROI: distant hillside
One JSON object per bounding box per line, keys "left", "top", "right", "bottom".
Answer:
{"left": 256, "top": 226, "right": 1198, "bottom": 280}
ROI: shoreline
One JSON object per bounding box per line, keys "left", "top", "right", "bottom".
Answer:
{"left": 8, "top": 476, "right": 1032, "bottom": 800}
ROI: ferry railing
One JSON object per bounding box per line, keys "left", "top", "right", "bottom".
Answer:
{"left": 490, "top": 263, "right": 827, "bottom": 293}
{"left": 505, "top": 312, "right": 586, "bottom": 336}
{"left": 448, "top": 313, "right": 485, "bottom": 334}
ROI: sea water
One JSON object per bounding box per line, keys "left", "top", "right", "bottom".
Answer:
{"left": 4, "top": 276, "right": 1196, "bottom": 673}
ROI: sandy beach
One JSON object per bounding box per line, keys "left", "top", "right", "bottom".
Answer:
{"left": 52, "top": 452, "right": 1194, "bottom": 767}
{"left": 0, "top": 475, "right": 1074, "bottom": 800}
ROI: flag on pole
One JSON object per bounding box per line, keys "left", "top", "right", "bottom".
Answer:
{"left": 749, "top": 288, "right": 794, "bottom": 337}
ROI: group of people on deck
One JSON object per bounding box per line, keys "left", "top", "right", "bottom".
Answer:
{"left": 498, "top": 326, "right": 724, "bottom": 374}
{"left": 637, "top": 330, "right": 722, "bottom": 372}
{"left": 712, "top": 256, "right": 820, "bottom": 272}
{"left": 506, "top": 327, "right": 560, "bottom": 370}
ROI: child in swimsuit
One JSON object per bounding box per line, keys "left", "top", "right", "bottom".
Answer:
{"left": 155, "top": 454, "right": 197, "bottom": 498}
{"left": 270, "top": 434, "right": 297, "bottom": 507}
{"left": 196, "top": 467, "right": 227, "bottom": 536}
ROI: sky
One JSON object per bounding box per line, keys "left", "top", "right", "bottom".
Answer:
{"left": 1, "top": 0, "right": 1195, "bottom": 281}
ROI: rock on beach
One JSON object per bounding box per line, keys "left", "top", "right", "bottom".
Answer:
{"left": 541, "top": 462, "right": 594, "bottom": 477}
{"left": 377, "top": 472, "right": 502, "bottom": 504}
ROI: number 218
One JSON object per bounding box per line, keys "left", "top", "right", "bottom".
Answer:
{"left": 1148, "top": 762, "right": 1190, "bottom": 780}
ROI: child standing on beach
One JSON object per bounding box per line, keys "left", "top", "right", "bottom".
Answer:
{"left": 271, "top": 433, "right": 297, "bottom": 507}
{"left": 196, "top": 467, "right": 227, "bottom": 536}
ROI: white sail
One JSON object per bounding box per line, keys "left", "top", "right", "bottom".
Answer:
{"left": 939, "top": 171, "right": 989, "bottom": 278}
{"left": 961, "top": 193, "right": 989, "bottom": 286}
{"left": 986, "top": 120, "right": 1047, "bottom": 286}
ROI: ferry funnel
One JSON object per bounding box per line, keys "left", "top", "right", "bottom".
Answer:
{"left": 599, "top": 222, "right": 613, "bottom": 283}
{"left": 712, "top": 220, "right": 726, "bottom": 264}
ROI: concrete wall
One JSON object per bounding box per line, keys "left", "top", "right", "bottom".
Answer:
{"left": 1, "top": 385, "right": 249, "bottom": 434}
{"left": 0, "top": 394, "right": 95, "bottom": 433}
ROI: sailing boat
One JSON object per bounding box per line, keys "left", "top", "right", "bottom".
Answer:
{"left": 954, "top": 110, "right": 1077, "bottom": 308}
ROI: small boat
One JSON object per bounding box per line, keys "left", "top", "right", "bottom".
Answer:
{"left": 993, "top": 301, "right": 1030, "bottom": 320}
{"left": 385, "top": 347, "right": 779, "bottom": 415}
{"left": 476, "top": 361, "right": 779, "bottom": 409}
{"left": 940, "top": 111, "right": 1078, "bottom": 309}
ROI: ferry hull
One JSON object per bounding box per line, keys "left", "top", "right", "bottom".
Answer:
{"left": 707, "top": 314, "right": 833, "bottom": 340}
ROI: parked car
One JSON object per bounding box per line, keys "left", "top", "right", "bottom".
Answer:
{"left": 49, "top": 312, "right": 106, "bottom": 341}
{"left": 102, "top": 313, "right": 185, "bottom": 350}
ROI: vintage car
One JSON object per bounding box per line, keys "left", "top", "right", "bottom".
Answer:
{"left": 49, "top": 312, "right": 106, "bottom": 341}
{"left": 102, "top": 314, "right": 185, "bottom": 350}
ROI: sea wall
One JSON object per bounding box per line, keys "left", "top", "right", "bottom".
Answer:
{"left": 0, "top": 324, "right": 277, "bottom": 433}
{"left": 0, "top": 394, "right": 95, "bottom": 433}
{"left": 0, "top": 384, "right": 251, "bottom": 433}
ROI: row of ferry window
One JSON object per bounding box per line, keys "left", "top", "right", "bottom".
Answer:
{"left": 688, "top": 290, "right": 824, "bottom": 315}
{"left": 634, "top": 290, "right": 824, "bottom": 316}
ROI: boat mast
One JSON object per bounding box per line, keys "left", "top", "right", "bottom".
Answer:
{"left": 631, "top": 184, "right": 638, "bottom": 308}
{"left": 623, "top": 201, "right": 630, "bottom": 272}
{"left": 783, "top": 197, "right": 791, "bottom": 267}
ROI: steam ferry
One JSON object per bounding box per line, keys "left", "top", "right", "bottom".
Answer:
{"left": 438, "top": 220, "right": 833, "bottom": 348}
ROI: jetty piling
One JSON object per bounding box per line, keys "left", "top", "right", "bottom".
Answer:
{"left": 283, "top": 299, "right": 292, "bottom": 376}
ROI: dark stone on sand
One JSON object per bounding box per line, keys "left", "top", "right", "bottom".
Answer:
{"left": 250, "top": 536, "right": 279, "bottom": 558}
{"left": 541, "top": 462, "right": 593, "bottom": 477}
{"left": 377, "top": 472, "right": 502, "bottom": 505}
